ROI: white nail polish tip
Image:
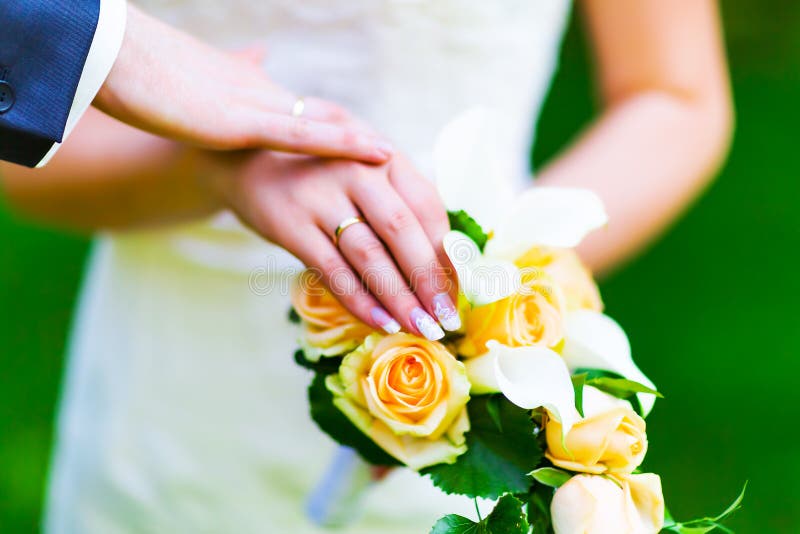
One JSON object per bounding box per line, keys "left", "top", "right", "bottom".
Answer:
{"left": 382, "top": 320, "right": 401, "bottom": 335}
{"left": 433, "top": 293, "right": 461, "bottom": 332}
{"left": 433, "top": 300, "right": 462, "bottom": 332}
{"left": 439, "top": 314, "right": 462, "bottom": 332}
{"left": 413, "top": 310, "right": 445, "bottom": 341}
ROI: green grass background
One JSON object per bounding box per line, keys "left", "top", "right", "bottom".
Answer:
{"left": 1, "top": 2, "right": 798, "bottom": 532}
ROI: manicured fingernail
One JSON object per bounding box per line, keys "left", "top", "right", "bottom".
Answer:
{"left": 432, "top": 293, "right": 461, "bottom": 331}
{"left": 411, "top": 307, "right": 445, "bottom": 341}
{"left": 371, "top": 307, "right": 401, "bottom": 334}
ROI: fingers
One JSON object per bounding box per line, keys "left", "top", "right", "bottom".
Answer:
{"left": 252, "top": 114, "right": 393, "bottom": 163}
{"left": 336, "top": 220, "right": 445, "bottom": 340}
{"left": 288, "top": 226, "right": 401, "bottom": 335}
{"left": 388, "top": 156, "right": 451, "bottom": 255}
{"left": 261, "top": 94, "right": 353, "bottom": 123}
{"left": 349, "top": 177, "right": 460, "bottom": 333}
{"left": 298, "top": 97, "right": 353, "bottom": 123}
{"left": 387, "top": 156, "right": 459, "bottom": 301}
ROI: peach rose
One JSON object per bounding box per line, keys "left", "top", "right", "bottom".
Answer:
{"left": 515, "top": 246, "right": 603, "bottom": 312}
{"left": 551, "top": 473, "right": 665, "bottom": 534}
{"left": 459, "top": 268, "right": 564, "bottom": 357}
{"left": 326, "top": 333, "right": 471, "bottom": 470}
{"left": 545, "top": 404, "right": 647, "bottom": 475}
{"left": 291, "top": 270, "right": 373, "bottom": 360}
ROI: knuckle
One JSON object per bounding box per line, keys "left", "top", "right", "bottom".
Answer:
{"left": 350, "top": 233, "right": 385, "bottom": 265}
{"left": 338, "top": 128, "right": 360, "bottom": 150}
{"left": 385, "top": 209, "right": 415, "bottom": 235}
{"left": 328, "top": 104, "right": 351, "bottom": 121}
{"left": 288, "top": 117, "right": 313, "bottom": 143}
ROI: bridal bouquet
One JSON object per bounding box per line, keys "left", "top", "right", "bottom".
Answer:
{"left": 290, "top": 110, "right": 744, "bottom": 533}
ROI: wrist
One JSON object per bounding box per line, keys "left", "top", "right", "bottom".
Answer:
{"left": 94, "top": 2, "right": 136, "bottom": 114}
{"left": 193, "top": 149, "right": 256, "bottom": 210}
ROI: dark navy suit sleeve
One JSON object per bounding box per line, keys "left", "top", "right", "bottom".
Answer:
{"left": 0, "top": 0, "right": 101, "bottom": 167}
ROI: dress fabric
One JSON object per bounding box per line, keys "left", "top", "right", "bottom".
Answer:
{"left": 45, "top": 1, "right": 571, "bottom": 532}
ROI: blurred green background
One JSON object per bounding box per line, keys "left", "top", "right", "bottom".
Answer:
{"left": 0, "top": 2, "right": 798, "bottom": 532}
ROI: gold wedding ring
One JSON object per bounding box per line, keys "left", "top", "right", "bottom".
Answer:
{"left": 291, "top": 97, "right": 306, "bottom": 117}
{"left": 333, "top": 216, "right": 366, "bottom": 247}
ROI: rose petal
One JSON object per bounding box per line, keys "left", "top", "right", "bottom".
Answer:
{"left": 433, "top": 107, "right": 514, "bottom": 229}
{"left": 443, "top": 231, "right": 520, "bottom": 307}
{"left": 487, "top": 341, "right": 579, "bottom": 435}
{"left": 581, "top": 385, "right": 632, "bottom": 419}
{"left": 551, "top": 475, "right": 629, "bottom": 533}
{"left": 484, "top": 187, "right": 608, "bottom": 260}
{"left": 364, "top": 416, "right": 469, "bottom": 471}
{"left": 624, "top": 473, "right": 666, "bottom": 532}
{"left": 561, "top": 310, "right": 657, "bottom": 416}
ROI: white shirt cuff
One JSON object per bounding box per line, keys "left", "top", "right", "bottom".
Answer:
{"left": 37, "top": 0, "right": 127, "bottom": 167}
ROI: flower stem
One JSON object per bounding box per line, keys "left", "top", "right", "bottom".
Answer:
{"left": 474, "top": 498, "right": 482, "bottom": 522}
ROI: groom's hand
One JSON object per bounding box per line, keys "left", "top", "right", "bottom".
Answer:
{"left": 93, "top": 4, "right": 393, "bottom": 163}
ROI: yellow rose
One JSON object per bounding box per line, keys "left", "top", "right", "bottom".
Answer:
{"left": 545, "top": 405, "right": 647, "bottom": 475}
{"left": 515, "top": 246, "right": 603, "bottom": 312}
{"left": 291, "top": 270, "right": 373, "bottom": 360}
{"left": 459, "top": 267, "right": 564, "bottom": 357}
{"left": 326, "top": 333, "right": 471, "bottom": 470}
{"left": 551, "top": 473, "right": 665, "bottom": 534}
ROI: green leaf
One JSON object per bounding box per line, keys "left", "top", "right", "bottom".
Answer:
{"left": 586, "top": 377, "right": 663, "bottom": 399}
{"left": 308, "top": 373, "right": 400, "bottom": 466}
{"left": 529, "top": 467, "right": 573, "bottom": 488}
{"left": 423, "top": 396, "right": 542, "bottom": 499}
{"left": 485, "top": 495, "right": 530, "bottom": 533}
{"left": 573, "top": 368, "right": 662, "bottom": 417}
{"left": 527, "top": 483, "right": 554, "bottom": 533}
{"left": 430, "top": 515, "right": 481, "bottom": 534}
{"left": 663, "top": 482, "right": 747, "bottom": 533}
{"left": 712, "top": 481, "right": 747, "bottom": 523}
{"left": 288, "top": 306, "right": 301, "bottom": 324}
{"left": 429, "top": 495, "right": 529, "bottom": 534}
{"left": 294, "top": 349, "right": 342, "bottom": 375}
{"left": 486, "top": 394, "right": 504, "bottom": 432}
{"left": 448, "top": 210, "right": 489, "bottom": 252}
{"left": 571, "top": 373, "right": 587, "bottom": 418}
{"left": 573, "top": 368, "right": 626, "bottom": 380}
{"left": 663, "top": 507, "right": 676, "bottom": 528}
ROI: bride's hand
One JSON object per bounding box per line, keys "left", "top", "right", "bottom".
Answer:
{"left": 94, "top": 4, "right": 392, "bottom": 163}
{"left": 206, "top": 151, "right": 459, "bottom": 340}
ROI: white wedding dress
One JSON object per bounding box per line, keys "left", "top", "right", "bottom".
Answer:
{"left": 45, "top": 1, "right": 571, "bottom": 532}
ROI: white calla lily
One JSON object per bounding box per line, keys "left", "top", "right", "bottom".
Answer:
{"left": 435, "top": 109, "right": 607, "bottom": 306}
{"left": 442, "top": 231, "right": 520, "bottom": 307}
{"left": 561, "top": 310, "right": 658, "bottom": 416}
{"left": 484, "top": 187, "right": 608, "bottom": 260}
{"left": 464, "top": 341, "right": 579, "bottom": 436}
{"left": 433, "top": 107, "right": 515, "bottom": 227}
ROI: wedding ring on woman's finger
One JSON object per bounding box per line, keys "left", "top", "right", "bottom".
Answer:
{"left": 291, "top": 97, "right": 306, "bottom": 118}
{"left": 333, "top": 216, "right": 366, "bottom": 247}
